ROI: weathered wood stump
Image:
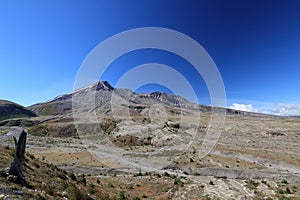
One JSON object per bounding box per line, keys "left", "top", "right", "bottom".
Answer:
{"left": 6, "top": 129, "right": 27, "bottom": 185}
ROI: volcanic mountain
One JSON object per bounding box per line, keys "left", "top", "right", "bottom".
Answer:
{"left": 28, "top": 81, "right": 201, "bottom": 116}
{"left": 27, "top": 81, "right": 266, "bottom": 118}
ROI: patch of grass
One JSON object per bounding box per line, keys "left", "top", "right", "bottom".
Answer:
{"left": 101, "top": 118, "right": 118, "bottom": 134}
{"left": 47, "top": 185, "right": 55, "bottom": 196}
{"left": 57, "top": 171, "right": 67, "bottom": 180}
{"left": 28, "top": 124, "right": 49, "bottom": 136}
{"left": 88, "top": 183, "right": 96, "bottom": 194}
{"left": 20, "top": 119, "right": 35, "bottom": 127}
{"left": 66, "top": 184, "right": 90, "bottom": 200}
{"left": 108, "top": 182, "right": 114, "bottom": 188}
{"left": 247, "top": 179, "right": 260, "bottom": 189}
{"left": 279, "top": 187, "right": 293, "bottom": 194}
{"left": 77, "top": 174, "right": 86, "bottom": 185}
{"left": 279, "top": 195, "right": 292, "bottom": 200}
{"left": 5, "top": 120, "right": 20, "bottom": 126}
{"left": 27, "top": 153, "right": 35, "bottom": 160}
{"left": 174, "top": 178, "right": 184, "bottom": 187}
{"left": 119, "top": 191, "right": 127, "bottom": 200}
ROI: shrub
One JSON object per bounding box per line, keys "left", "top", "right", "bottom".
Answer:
{"left": 66, "top": 185, "right": 89, "bottom": 200}
{"left": 28, "top": 125, "right": 49, "bottom": 136}
{"left": 247, "top": 179, "right": 260, "bottom": 189}
{"left": 101, "top": 118, "right": 117, "bottom": 134}
{"left": 47, "top": 185, "right": 54, "bottom": 196}
{"left": 286, "top": 187, "right": 292, "bottom": 194}
{"left": 28, "top": 153, "right": 35, "bottom": 160}
{"left": 163, "top": 172, "right": 170, "bottom": 177}
{"left": 261, "top": 180, "right": 269, "bottom": 187}
{"left": 77, "top": 174, "right": 86, "bottom": 185}
{"left": 33, "top": 162, "right": 40, "bottom": 168}
{"left": 107, "top": 182, "right": 114, "bottom": 188}
{"left": 279, "top": 196, "right": 292, "bottom": 200}
{"left": 68, "top": 172, "right": 77, "bottom": 181}
{"left": 57, "top": 171, "right": 67, "bottom": 180}
{"left": 174, "top": 178, "right": 184, "bottom": 187}
{"left": 119, "top": 191, "right": 126, "bottom": 200}
{"left": 20, "top": 119, "right": 35, "bottom": 127}
{"left": 88, "top": 183, "right": 96, "bottom": 194}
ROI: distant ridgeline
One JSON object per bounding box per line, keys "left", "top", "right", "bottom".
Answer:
{"left": 0, "top": 100, "right": 36, "bottom": 121}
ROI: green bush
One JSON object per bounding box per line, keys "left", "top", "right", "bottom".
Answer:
{"left": 119, "top": 191, "right": 126, "bottom": 200}
{"left": 174, "top": 178, "right": 184, "bottom": 187}
{"left": 77, "top": 174, "right": 86, "bottom": 185}
{"left": 66, "top": 185, "right": 89, "bottom": 200}
{"left": 28, "top": 125, "right": 49, "bottom": 136}
{"left": 247, "top": 179, "right": 259, "bottom": 189}
{"left": 47, "top": 185, "right": 54, "bottom": 196}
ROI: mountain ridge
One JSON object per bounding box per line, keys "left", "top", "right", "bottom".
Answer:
{"left": 0, "top": 100, "right": 36, "bottom": 121}
{"left": 26, "top": 81, "right": 277, "bottom": 117}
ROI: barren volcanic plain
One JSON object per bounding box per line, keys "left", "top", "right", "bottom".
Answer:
{"left": 1, "top": 81, "right": 299, "bottom": 199}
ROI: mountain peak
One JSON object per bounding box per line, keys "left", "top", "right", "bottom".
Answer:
{"left": 91, "top": 81, "right": 114, "bottom": 91}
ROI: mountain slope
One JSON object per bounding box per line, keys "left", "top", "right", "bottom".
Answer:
{"left": 28, "top": 81, "right": 199, "bottom": 116}
{"left": 28, "top": 81, "right": 271, "bottom": 118}
{"left": 0, "top": 100, "right": 36, "bottom": 121}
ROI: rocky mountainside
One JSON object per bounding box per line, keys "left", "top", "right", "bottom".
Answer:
{"left": 27, "top": 81, "right": 267, "bottom": 118}
{"left": 28, "top": 81, "right": 199, "bottom": 116}
{"left": 0, "top": 100, "right": 36, "bottom": 121}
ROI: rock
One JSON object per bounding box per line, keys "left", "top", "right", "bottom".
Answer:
{"left": 166, "top": 121, "right": 180, "bottom": 129}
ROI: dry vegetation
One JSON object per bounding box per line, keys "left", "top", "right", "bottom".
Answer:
{"left": 1, "top": 107, "right": 300, "bottom": 199}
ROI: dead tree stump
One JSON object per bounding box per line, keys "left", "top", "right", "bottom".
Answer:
{"left": 7, "top": 129, "right": 27, "bottom": 184}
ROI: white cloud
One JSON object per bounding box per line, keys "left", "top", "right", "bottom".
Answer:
{"left": 229, "top": 103, "right": 257, "bottom": 112}
{"left": 272, "top": 104, "right": 300, "bottom": 116}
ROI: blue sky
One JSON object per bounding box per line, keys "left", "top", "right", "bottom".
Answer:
{"left": 1, "top": 0, "right": 300, "bottom": 115}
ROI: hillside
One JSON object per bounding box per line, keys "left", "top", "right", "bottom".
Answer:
{"left": 0, "top": 100, "right": 36, "bottom": 121}
{"left": 0, "top": 145, "right": 111, "bottom": 200}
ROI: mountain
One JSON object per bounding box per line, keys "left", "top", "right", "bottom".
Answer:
{"left": 28, "top": 81, "right": 201, "bottom": 116}
{"left": 0, "top": 100, "right": 36, "bottom": 121}
{"left": 28, "top": 81, "right": 269, "bottom": 118}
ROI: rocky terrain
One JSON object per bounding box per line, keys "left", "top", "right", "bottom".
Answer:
{"left": 0, "top": 81, "right": 299, "bottom": 199}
